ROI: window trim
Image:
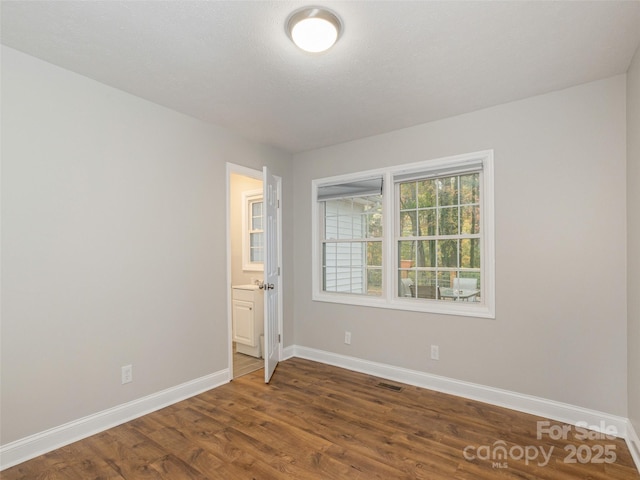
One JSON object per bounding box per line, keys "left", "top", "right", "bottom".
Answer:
{"left": 312, "top": 150, "right": 495, "bottom": 318}
{"left": 242, "top": 189, "right": 264, "bottom": 272}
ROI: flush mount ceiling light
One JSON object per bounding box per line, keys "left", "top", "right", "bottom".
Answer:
{"left": 287, "top": 7, "right": 342, "bottom": 53}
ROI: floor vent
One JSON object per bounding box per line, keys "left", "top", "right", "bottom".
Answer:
{"left": 376, "top": 382, "right": 403, "bottom": 392}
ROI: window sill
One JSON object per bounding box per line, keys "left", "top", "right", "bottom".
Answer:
{"left": 312, "top": 292, "right": 495, "bottom": 319}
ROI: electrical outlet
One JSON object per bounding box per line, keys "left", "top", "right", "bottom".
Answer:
{"left": 344, "top": 331, "right": 352, "bottom": 345}
{"left": 121, "top": 364, "right": 133, "bottom": 384}
{"left": 430, "top": 345, "right": 439, "bottom": 360}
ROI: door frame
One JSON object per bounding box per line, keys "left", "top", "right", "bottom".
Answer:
{"left": 225, "top": 162, "right": 283, "bottom": 381}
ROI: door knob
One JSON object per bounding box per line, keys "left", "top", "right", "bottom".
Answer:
{"left": 266, "top": 283, "right": 275, "bottom": 290}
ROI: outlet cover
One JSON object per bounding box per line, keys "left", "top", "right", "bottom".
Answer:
{"left": 121, "top": 365, "right": 133, "bottom": 384}
{"left": 430, "top": 345, "right": 439, "bottom": 360}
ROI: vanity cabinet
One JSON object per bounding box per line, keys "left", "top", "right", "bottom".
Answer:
{"left": 232, "top": 285, "right": 264, "bottom": 358}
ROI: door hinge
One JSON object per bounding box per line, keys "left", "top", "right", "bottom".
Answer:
{"left": 277, "top": 267, "right": 280, "bottom": 276}
{"left": 277, "top": 199, "right": 280, "bottom": 208}
{"left": 278, "top": 334, "right": 281, "bottom": 343}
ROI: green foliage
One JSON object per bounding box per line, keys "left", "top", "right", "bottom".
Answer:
{"left": 398, "top": 173, "right": 481, "bottom": 296}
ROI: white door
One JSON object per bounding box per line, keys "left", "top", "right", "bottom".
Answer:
{"left": 263, "top": 166, "right": 280, "bottom": 383}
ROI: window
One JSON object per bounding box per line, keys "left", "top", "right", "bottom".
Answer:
{"left": 243, "top": 190, "right": 264, "bottom": 271}
{"left": 397, "top": 172, "right": 481, "bottom": 302}
{"left": 312, "top": 150, "right": 494, "bottom": 318}
{"left": 321, "top": 192, "right": 383, "bottom": 296}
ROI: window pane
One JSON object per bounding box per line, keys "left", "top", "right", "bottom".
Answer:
{"left": 367, "top": 241, "right": 382, "bottom": 267}
{"left": 460, "top": 272, "right": 481, "bottom": 296}
{"left": 461, "top": 206, "right": 480, "bottom": 235}
{"left": 398, "top": 240, "right": 415, "bottom": 267}
{"left": 417, "top": 180, "right": 436, "bottom": 208}
{"left": 250, "top": 247, "right": 263, "bottom": 263}
{"left": 325, "top": 200, "right": 339, "bottom": 215}
{"left": 323, "top": 267, "right": 336, "bottom": 291}
{"left": 447, "top": 274, "right": 480, "bottom": 302}
{"left": 338, "top": 199, "right": 353, "bottom": 215}
{"left": 458, "top": 273, "right": 480, "bottom": 288}
{"left": 251, "top": 202, "right": 263, "bottom": 230}
{"left": 397, "top": 171, "right": 484, "bottom": 304}
{"left": 438, "top": 176, "right": 459, "bottom": 206}
{"left": 398, "top": 270, "right": 416, "bottom": 297}
{"left": 366, "top": 213, "right": 383, "bottom": 237}
{"left": 325, "top": 197, "right": 381, "bottom": 240}
{"left": 337, "top": 215, "right": 355, "bottom": 239}
{"left": 250, "top": 232, "right": 263, "bottom": 248}
{"left": 337, "top": 267, "right": 353, "bottom": 292}
{"left": 321, "top": 193, "right": 382, "bottom": 297}
{"left": 325, "top": 215, "right": 338, "bottom": 239}
{"left": 460, "top": 238, "right": 481, "bottom": 269}
{"left": 438, "top": 207, "right": 459, "bottom": 236}
{"left": 363, "top": 195, "right": 383, "bottom": 213}
{"left": 352, "top": 214, "right": 365, "bottom": 239}
{"left": 400, "top": 211, "right": 417, "bottom": 237}
{"left": 367, "top": 269, "right": 382, "bottom": 296}
{"left": 438, "top": 239, "right": 458, "bottom": 268}
{"left": 461, "top": 173, "right": 480, "bottom": 204}
{"left": 335, "top": 243, "right": 352, "bottom": 267}
{"left": 418, "top": 209, "right": 436, "bottom": 236}
{"left": 399, "top": 182, "right": 416, "bottom": 209}
{"left": 437, "top": 270, "right": 455, "bottom": 289}
{"left": 322, "top": 241, "right": 372, "bottom": 295}
{"left": 415, "top": 271, "right": 437, "bottom": 299}
{"left": 361, "top": 196, "right": 383, "bottom": 238}
{"left": 351, "top": 242, "right": 365, "bottom": 269}
{"left": 323, "top": 243, "right": 336, "bottom": 267}
{"left": 416, "top": 240, "right": 435, "bottom": 268}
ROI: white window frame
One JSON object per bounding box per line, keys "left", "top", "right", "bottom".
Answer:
{"left": 311, "top": 150, "right": 495, "bottom": 318}
{"left": 242, "top": 189, "right": 264, "bottom": 272}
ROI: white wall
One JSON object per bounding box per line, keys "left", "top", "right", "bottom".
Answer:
{"left": 628, "top": 44, "right": 640, "bottom": 431}
{"left": 292, "top": 75, "right": 628, "bottom": 416}
{"left": 0, "top": 46, "right": 292, "bottom": 444}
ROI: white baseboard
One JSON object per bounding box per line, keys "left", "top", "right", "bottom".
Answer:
{"left": 282, "top": 345, "right": 296, "bottom": 361}
{"left": 627, "top": 420, "right": 640, "bottom": 472}
{"left": 0, "top": 369, "right": 229, "bottom": 471}
{"left": 290, "top": 345, "right": 630, "bottom": 440}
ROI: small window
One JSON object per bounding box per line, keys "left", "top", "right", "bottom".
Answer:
{"left": 243, "top": 190, "right": 264, "bottom": 271}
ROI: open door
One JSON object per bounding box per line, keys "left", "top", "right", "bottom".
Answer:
{"left": 263, "top": 166, "right": 280, "bottom": 383}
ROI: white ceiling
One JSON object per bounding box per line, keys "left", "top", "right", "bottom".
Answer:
{"left": 2, "top": 1, "right": 640, "bottom": 154}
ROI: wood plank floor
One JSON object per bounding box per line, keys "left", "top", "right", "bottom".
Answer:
{"left": 233, "top": 349, "right": 264, "bottom": 378}
{"left": 2, "top": 358, "right": 638, "bottom": 479}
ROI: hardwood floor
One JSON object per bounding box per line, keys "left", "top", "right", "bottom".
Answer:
{"left": 233, "top": 347, "right": 264, "bottom": 378}
{"left": 2, "top": 358, "right": 638, "bottom": 479}
{"left": 233, "top": 351, "right": 264, "bottom": 378}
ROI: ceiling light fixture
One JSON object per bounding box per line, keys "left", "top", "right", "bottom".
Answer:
{"left": 287, "top": 7, "right": 342, "bottom": 53}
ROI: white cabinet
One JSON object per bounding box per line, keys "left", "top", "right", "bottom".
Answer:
{"left": 232, "top": 285, "right": 264, "bottom": 358}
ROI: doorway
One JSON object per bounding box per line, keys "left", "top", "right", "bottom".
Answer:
{"left": 228, "top": 167, "right": 265, "bottom": 379}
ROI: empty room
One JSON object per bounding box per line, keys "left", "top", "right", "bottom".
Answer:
{"left": 2, "top": 1, "right": 640, "bottom": 479}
